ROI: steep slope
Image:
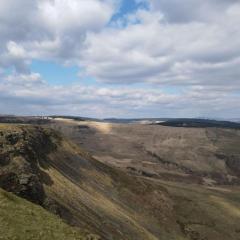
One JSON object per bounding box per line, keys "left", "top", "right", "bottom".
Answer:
{"left": 41, "top": 132, "right": 181, "bottom": 240}
{"left": 51, "top": 120, "right": 240, "bottom": 185}
{"left": 0, "top": 124, "right": 180, "bottom": 240}
{"left": 0, "top": 188, "right": 95, "bottom": 240}
{"left": 1, "top": 123, "right": 240, "bottom": 240}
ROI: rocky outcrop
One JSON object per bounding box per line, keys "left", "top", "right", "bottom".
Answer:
{"left": 0, "top": 126, "right": 59, "bottom": 206}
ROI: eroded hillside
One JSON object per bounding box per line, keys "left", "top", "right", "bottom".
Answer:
{"left": 0, "top": 124, "right": 179, "bottom": 240}
{"left": 51, "top": 120, "right": 240, "bottom": 185}
{"left": 1, "top": 123, "right": 240, "bottom": 240}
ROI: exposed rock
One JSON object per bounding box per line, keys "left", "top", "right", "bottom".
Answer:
{"left": 0, "top": 152, "right": 10, "bottom": 166}
{"left": 0, "top": 126, "right": 60, "bottom": 208}
{"left": 226, "top": 155, "right": 240, "bottom": 176}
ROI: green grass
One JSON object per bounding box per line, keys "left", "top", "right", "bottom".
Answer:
{"left": 0, "top": 188, "right": 99, "bottom": 240}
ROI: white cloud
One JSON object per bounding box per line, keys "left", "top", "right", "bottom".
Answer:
{"left": 39, "top": 0, "right": 115, "bottom": 33}
{"left": 0, "top": 70, "right": 240, "bottom": 118}
{"left": 7, "top": 41, "right": 27, "bottom": 59}
{"left": 5, "top": 73, "right": 45, "bottom": 86}
{"left": 81, "top": 2, "right": 240, "bottom": 89}
{"left": 0, "top": 0, "right": 116, "bottom": 71}
{"left": 147, "top": 0, "right": 239, "bottom": 23}
{"left": 0, "top": 0, "right": 239, "bottom": 117}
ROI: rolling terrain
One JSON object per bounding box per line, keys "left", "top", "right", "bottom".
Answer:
{"left": 1, "top": 120, "right": 240, "bottom": 239}
{"left": 51, "top": 119, "right": 240, "bottom": 185}
{"left": 0, "top": 124, "right": 179, "bottom": 240}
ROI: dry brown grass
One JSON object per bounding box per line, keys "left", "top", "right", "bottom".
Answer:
{"left": 51, "top": 120, "right": 240, "bottom": 185}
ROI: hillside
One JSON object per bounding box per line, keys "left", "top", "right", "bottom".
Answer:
{"left": 0, "top": 124, "right": 178, "bottom": 240}
{"left": 51, "top": 119, "right": 240, "bottom": 185}
{"left": 1, "top": 123, "right": 240, "bottom": 240}
{"left": 0, "top": 188, "right": 93, "bottom": 240}
{"left": 155, "top": 118, "right": 240, "bottom": 129}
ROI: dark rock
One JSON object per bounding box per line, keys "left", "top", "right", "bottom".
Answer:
{"left": 5, "top": 133, "right": 21, "bottom": 145}
{"left": 0, "top": 173, "right": 19, "bottom": 192}
{"left": 226, "top": 156, "right": 240, "bottom": 176}
{"left": 17, "top": 174, "right": 45, "bottom": 205}
{"left": 0, "top": 126, "right": 59, "bottom": 206}
{"left": 0, "top": 153, "right": 10, "bottom": 166}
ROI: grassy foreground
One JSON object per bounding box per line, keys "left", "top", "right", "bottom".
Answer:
{"left": 0, "top": 188, "right": 98, "bottom": 240}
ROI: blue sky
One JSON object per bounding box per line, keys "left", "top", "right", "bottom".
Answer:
{"left": 0, "top": 0, "right": 240, "bottom": 118}
{"left": 30, "top": 0, "right": 146, "bottom": 87}
{"left": 31, "top": 60, "right": 79, "bottom": 85}
{"left": 111, "top": 0, "right": 148, "bottom": 21}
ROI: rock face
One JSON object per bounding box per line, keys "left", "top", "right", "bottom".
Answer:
{"left": 0, "top": 126, "right": 59, "bottom": 206}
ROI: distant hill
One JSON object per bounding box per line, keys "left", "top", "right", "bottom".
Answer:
{"left": 2, "top": 115, "right": 240, "bottom": 127}
{"left": 229, "top": 118, "right": 240, "bottom": 123}
{"left": 155, "top": 118, "right": 240, "bottom": 129}
{"left": 104, "top": 118, "right": 170, "bottom": 123}
{"left": 0, "top": 115, "right": 50, "bottom": 124}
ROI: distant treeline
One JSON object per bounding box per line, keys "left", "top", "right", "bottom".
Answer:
{"left": 104, "top": 118, "right": 170, "bottom": 123}
{"left": 50, "top": 116, "right": 86, "bottom": 121}
{"left": 0, "top": 116, "right": 50, "bottom": 124}
{"left": 155, "top": 118, "right": 240, "bottom": 129}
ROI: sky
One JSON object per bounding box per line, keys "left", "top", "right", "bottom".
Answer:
{"left": 0, "top": 0, "right": 240, "bottom": 118}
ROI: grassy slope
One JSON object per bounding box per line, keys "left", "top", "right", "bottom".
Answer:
{"left": 48, "top": 120, "right": 240, "bottom": 240}
{"left": 44, "top": 138, "right": 180, "bottom": 240}
{"left": 0, "top": 124, "right": 180, "bottom": 240}
{"left": 154, "top": 179, "right": 240, "bottom": 240}
{"left": 1, "top": 123, "right": 240, "bottom": 240}
{"left": 43, "top": 128, "right": 240, "bottom": 240}
{"left": 55, "top": 121, "right": 240, "bottom": 184}
{"left": 0, "top": 188, "right": 98, "bottom": 240}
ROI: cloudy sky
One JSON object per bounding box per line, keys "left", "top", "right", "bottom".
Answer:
{"left": 0, "top": 0, "right": 240, "bottom": 118}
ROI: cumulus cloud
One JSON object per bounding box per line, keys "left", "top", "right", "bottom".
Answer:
{"left": 147, "top": 0, "right": 239, "bottom": 23}
{"left": 82, "top": 2, "right": 240, "bottom": 88}
{"left": 0, "top": 0, "right": 239, "bottom": 118}
{"left": 0, "top": 0, "right": 116, "bottom": 71}
{"left": 1, "top": 75, "right": 239, "bottom": 118}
